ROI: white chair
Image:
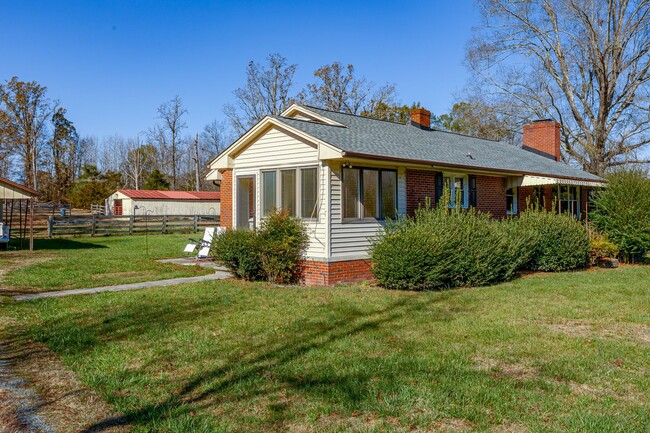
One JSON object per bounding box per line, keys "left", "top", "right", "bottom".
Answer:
{"left": 0, "top": 223, "right": 9, "bottom": 251}
{"left": 184, "top": 227, "right": 225, "bottom": 259}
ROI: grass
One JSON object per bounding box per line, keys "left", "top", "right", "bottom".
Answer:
{"left": 0, "top": 234, "right": 213, "bottom": 296}
{"left": 0, "top": 266, "right": 648, "bottom": 432}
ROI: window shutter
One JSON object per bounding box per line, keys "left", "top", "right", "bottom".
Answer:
{"left": 469, "top": 175, "right": 477, "bottom": 207}
{"left": 435, "top": 172, "right": 443, "bottom": 204}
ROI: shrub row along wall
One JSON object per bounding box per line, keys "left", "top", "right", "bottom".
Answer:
{"left": 371, "top": 205, "right": 591, "bottom": 291}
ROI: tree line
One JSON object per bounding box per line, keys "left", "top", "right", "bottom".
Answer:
{"left": 2, "top": 0, "right": 648, "bottom": 210}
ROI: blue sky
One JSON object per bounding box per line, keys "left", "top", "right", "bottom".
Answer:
{"left": 2, "top": 0, "right": 481, "bottom": 139}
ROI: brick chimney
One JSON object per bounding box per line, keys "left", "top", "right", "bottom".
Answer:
{"left": 410, "top": 107, "right": 431, "bottom": 130}
{"left": 522, "top": 119, "right": 561, "bottom": 161}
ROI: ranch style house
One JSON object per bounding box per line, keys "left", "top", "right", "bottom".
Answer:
{"left": 207, "top": 104, "right": 603, "bottom": 286}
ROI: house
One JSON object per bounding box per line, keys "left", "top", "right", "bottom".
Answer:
{"left": 206, "top": 104, "right": 603, "bottom": 285}
{"left": 106, "top": 190, "right": 220, "bottom": 216}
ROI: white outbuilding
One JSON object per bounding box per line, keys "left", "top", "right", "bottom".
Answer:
{"left": 106, "top": 190, "right": 220, "bottom": 216}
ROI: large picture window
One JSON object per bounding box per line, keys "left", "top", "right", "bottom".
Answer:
{"left": 262, "top": 166, "right": 318, "bottom": 219}
{"left": 343, "top": 167, "right": 397, "bottom": 220}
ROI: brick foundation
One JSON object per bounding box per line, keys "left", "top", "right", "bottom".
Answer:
{"left": 301, "top": 259, "right": 374, "bottom": 286}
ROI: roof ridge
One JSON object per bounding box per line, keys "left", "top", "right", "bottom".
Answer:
{"left": 430, "top": 128, "right": 504, "bottom": 144}
{"left": 301, "top": 104, "right": 504, "bottom": 143}
{"left": 301, "top": 104, "right": 412, "bottom": 127}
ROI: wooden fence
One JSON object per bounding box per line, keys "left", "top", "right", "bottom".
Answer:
{"left": 48, "top": 214, "right": 220, "bottom": 237}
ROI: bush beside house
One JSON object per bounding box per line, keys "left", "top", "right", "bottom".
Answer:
{"left": 517, "top": 208, "right": 590, "bottom": 272}
{"left": 371, "top": 203, "right": 590, "bottom": 291}
{"left": 590, "top": 169, "right": 650, "bottom": 263}
{"left": 371, "top": 204, "right": 531, "bottom": 290}
{"left": 213, "top": 210, "right": 308, "bottom": 284}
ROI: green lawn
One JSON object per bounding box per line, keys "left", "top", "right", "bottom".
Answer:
{"left": 0, "top": 234, "right": 212, "bottom": 296}
{"left": 1, "top": 267, "right": 648, "bottom": 432}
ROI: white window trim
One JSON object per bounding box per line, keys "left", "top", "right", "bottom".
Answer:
{"left": 443, "top": 172, "right": 469, "bottom": 209}
{"left": 260, "top": 164, "right": 319, "bottom": 221}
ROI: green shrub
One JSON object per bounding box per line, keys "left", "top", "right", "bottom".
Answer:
{"left": 589, "top": 238, "right": 620, "bottom": 266}
{"left": 258, "top": 210, "right": 309, "bottom": 284}
{"left": 517, "top": 208, "right": 590, "bottom": 272}
{"left": 212, "top": 229, "right": 263, "bottom": 280}
{"left": 371, "top": 203, "right": 532, "bottom": 291}
{"left": 591, "top": 169, "right": 650, "bottom": 263}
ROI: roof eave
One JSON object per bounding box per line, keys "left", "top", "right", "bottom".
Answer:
{"left": 340, "top": 151, "right": 603, "bottom": 183}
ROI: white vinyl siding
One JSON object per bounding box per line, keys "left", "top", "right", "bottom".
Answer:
{"left": 232, "top": 128, "right": 327, "bottom": 259}
{"left": 329, "top": 162, "right": 406, "bottom": 259}
{"left": 234, "top": 127, "right": 318, "bottom": 169}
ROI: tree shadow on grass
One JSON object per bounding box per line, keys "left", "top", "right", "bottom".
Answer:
{"left": 25, "top": 290, "right": 463, "bottom": 432}
{"left": 30, "top": 238, "right": 108, "bottom": 250}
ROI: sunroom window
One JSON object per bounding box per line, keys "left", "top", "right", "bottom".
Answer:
{"left": 301, "top": 167, "right": 318, "bottom": 218}
{"left": 343, "top": 167, "right": 397, "bottom": 220}
{"left": 262, "top": 166, "right": 318, "bottom": 218}
{"left": 281, "top": 169, "right": 296, "bottom": 216}
{"left": 262, "top": 171, "right": 276, "bottom": 216}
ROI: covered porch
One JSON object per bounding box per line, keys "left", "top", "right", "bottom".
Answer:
{"left": 516, "top": 174, "right": 605, "bottom": 220}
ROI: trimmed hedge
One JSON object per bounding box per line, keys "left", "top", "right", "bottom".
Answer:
{"left": 517, "top": 207, "right": 590, "bottom": 272}
{"left": 258, "top": 210, "right": 310, "bottom": 284}
{"left": 212, "top": 229, "right": 263, "bottom": 281}
{"left": 212, "top": 210, "right": 309, "bottom": 284}
{"left": 371, "top": 203, "right": 590, "bottom": 291}
{"left": 371, "top": 204, "right": 533, "bottom": 290}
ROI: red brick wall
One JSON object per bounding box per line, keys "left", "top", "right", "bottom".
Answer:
{"left": 219, "top": 169, "right": 233, "bottom": 228}
{"left": 580, "top": 187, "right": 589, "bottom": 219}
{"left": 301, "top": 259, "right": 373, "bottom": 286}
{"left": 406, "top": 169, "right": 436, "bottom": 215}
{"left": 522, "top": 121, "right": 561, "bottom": 161}
{"left": 476, "top": 175, "right": 507, "bottom": 218}
{"left": 518, "top": 186, "right": 534, "bottom": 212}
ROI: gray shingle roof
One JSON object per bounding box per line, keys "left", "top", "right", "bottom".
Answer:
{"left": 273, "top": 106, "right": 602, "bottom": 181}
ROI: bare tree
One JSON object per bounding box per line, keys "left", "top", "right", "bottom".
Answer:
{"left": 468, "top": 0, "right": 650, "bottom": 176}
{"left": 118, "top": 137, "right": 156, "bottom": 190}
{"left": 224, "top": 53, "right": 298, "bottom": 134}
{"left": 77, "top": 135, "right": 99, "bottom": 176}
{"left": 192, "top": 134, "right": 201, "bottom": 192}
{"left": 0, "top": 77, "right": 56, "bottom": 189}
{"left": 98, "top": 135, "right": 124, "bottom": 172}
{"left": 301, "top": 62, "right": 397, "bottom": 115}
{"left": 153, "top": 96, "right": 187, "bottom": 189}
{"left": 201, "top": 119, "right": 230, "bottom": 156}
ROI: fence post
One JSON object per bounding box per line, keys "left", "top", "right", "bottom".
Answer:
{"left": 129, "top": 215, "right": 134, "bottom": 235}
{"left": 91, "top": 214, "right": 96, "bottom": 236}
{"left": 48, "top": 215, "right": 53, "bottom": 238}
{"left": 194, "top": 215, "right": 198, "bottom": 233}
{"left": 162, "top": 215, "right": 167, "bottom": 234}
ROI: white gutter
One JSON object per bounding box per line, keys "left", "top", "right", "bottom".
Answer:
{"left": 520, "top": 175, "right": 605, "bottom": 187}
